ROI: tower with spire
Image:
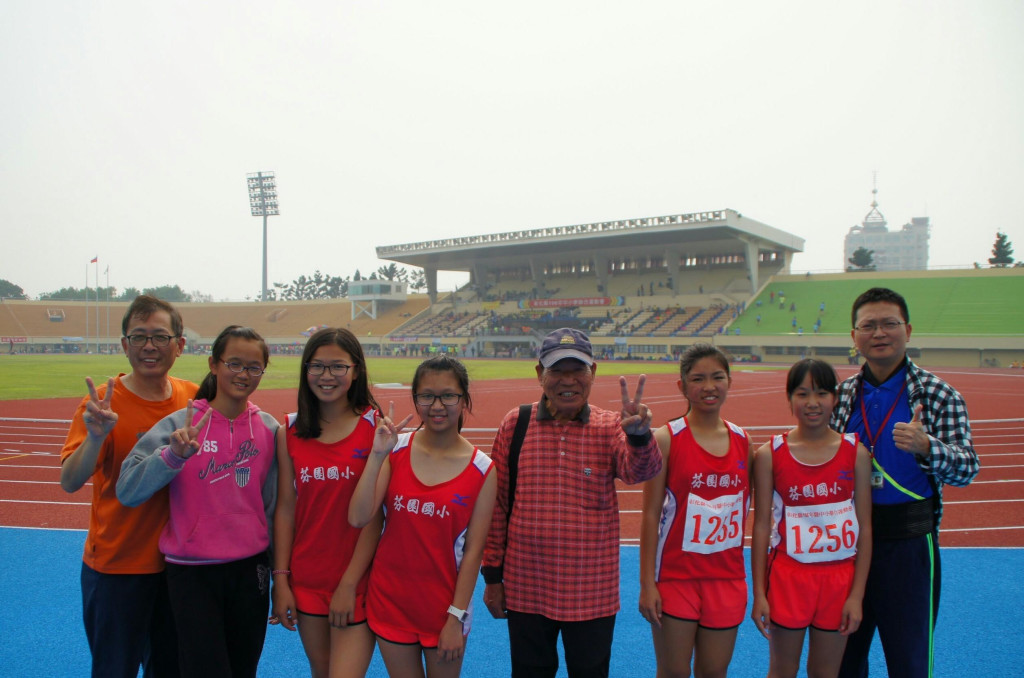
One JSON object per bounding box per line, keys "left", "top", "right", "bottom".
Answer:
{"left": 843, "top": 174, "right": 930, "bottom": 271}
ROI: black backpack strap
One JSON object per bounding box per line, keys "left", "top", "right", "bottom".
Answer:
{"left": 481, "top": 403, "right": 533, "bottom": 586}
{"left": 506, "top": 403, "right": 533, "bottom": 518}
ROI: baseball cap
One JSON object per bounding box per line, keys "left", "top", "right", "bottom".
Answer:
{"left": 539, "top": 328, "right": 594, "bottom": 368}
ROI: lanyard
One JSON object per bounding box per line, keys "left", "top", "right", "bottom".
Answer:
{"left": 859, "top": 382, "right": 906, "bottom": 455}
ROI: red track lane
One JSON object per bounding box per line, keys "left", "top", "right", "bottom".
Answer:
{"left": 2, "top": 365, "right": 1023, "bottom": 545}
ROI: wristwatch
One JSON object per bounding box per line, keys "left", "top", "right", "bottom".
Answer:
{"left": 447, "top": 605, "right": 468, "bottom": 623}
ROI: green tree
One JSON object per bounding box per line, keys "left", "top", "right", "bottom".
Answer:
{"left": 376, "top": 263, "right": 408, "bottom": 282}
{"left": 988, "top": 232, "right": 1014, "bottom": 267}
{"left": 0, "top": 279, "right": 28, "bottom": 299}
{"left": 39, "top": 286, "right": 115, "bottom": 301}
{"left": 847, "top": 247, "right": 876, "bottom": 271}
{"left": 409, "top": 268, "right": 427, "bottom": 292}
{"left": 141, "top": 285, "right": 190, "bottom": 302}
{"left": 116, "top": 287, "right": 142, "bottom": 301}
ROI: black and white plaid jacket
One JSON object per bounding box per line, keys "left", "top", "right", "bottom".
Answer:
{"left": 830, "top": 358, "right": 980, "bottom": 529}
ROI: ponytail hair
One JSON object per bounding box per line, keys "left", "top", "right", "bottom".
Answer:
{"left": 195, "top": 325, "right": 268, "bottom": 402}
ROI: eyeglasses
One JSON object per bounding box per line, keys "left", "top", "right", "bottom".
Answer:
{"left": 413, "top": 392, "right": 463, "bottom": 407}
{"left": 854, "top": 320, "right": 906, "bottom": 334}
{"left": 221, "top": 360, "right": 266, "bottom": 377}
{"left": 125, "top": 334, "right": 177, "bottom": 347}
{"left": 306, "top": 362, "right": 352, "bottom": 376}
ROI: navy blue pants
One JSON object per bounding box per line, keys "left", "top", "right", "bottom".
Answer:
{"left": 165, "top": 552, "right": 270, "bottom": 678}
{"left": 839, "top": 533, "right": 941, "bottom": 678}
{"left": 80, "top": 562, "right": 179, "bottom": 678}
{"left": 507, "top": 610, "right": 616, "bottom": 678}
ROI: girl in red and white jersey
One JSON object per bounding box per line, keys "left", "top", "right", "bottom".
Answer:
{"left": 270, "top": 328, "right": 384, "bottom": 678}
{"left": 640, "top": 343, "right": 754, "bottom": 678}
{"left": 350, "top": 354, "right": 497, "bottom": 678}
{"left": 751, "top": 359, "right": 873, "bottom": 678}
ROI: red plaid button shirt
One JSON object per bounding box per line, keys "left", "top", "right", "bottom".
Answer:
{"left": 482, "top": 398, "right": 662, "bottom": 621}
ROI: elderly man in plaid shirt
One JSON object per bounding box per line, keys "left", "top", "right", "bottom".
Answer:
{"left": 481, "top": 328, "right": 661, "bottom": 677}
{"left": 832, "top": 288, "right": 979, "bottom": 678}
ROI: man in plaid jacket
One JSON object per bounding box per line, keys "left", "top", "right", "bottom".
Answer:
{"left": 832, "top": 287, "right": 979, "bottom": 678}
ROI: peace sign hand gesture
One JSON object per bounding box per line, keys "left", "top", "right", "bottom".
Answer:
{"left": 619, "top": 375, "right": 653, "bottom": 436}
{"left": 370, "top": 402, "right": 414, "bottom": 458}
{"left": 82, "top": 377, "right": 118, "bottom": 439}
{"left": 168, "top": 400, "right": 213, "bottom": 459}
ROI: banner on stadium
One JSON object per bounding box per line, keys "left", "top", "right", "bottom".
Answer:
{"left": 1, "top": 337, "right": 27, "bottom": 343}
{"left": 519, "top": 296, "right": 625, "bottom": 309}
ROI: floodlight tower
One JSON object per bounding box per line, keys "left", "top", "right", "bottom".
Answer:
{"left": 247, "top": 171, "right": 280, "bottom": 301}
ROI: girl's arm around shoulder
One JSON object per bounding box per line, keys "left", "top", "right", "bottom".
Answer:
{"left": 115, "top": 409, "right": 188, "bottom": 507}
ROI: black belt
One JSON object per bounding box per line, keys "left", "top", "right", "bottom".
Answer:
{"left": 872, "top": 497, "right": 936, "bottom": 540}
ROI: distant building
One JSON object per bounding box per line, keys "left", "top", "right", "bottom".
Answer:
{"left": 844, "top": 185, "right": 930, "bottom": 271}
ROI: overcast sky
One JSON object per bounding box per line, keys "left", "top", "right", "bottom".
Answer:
{"left": 3, "top": 1, "right": 1022, "bottom": 301}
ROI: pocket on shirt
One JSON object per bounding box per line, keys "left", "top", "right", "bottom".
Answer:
{"left": 574, "top": 468, "right": 614, "bottom": 510}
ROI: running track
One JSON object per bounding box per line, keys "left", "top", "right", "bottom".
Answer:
{"left": 2, "top": 365, "right": 1022, "bottom": 547}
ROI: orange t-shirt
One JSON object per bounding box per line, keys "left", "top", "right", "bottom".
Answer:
{"left": 60, "top": 374, "right": 197, "bottom": 574}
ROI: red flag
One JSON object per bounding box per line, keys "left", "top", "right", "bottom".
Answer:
{"left": 90, "top": 256, "right": 98, "bottom": 263}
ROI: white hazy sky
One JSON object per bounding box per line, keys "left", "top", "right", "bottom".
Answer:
{"left": 3, "top": 1, "right": 1022, "bottom": 301}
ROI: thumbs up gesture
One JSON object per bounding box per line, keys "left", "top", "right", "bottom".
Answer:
{"left": 893, "top": 404, "right": 930, "bottom": 458}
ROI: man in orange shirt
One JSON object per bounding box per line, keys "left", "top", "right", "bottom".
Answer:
{"left": 60, "top": 295, "right": 197, "bottom": 678}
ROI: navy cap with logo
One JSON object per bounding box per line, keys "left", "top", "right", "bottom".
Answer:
{"left": 538, "top": 328, "right": 594, "bottom": 368}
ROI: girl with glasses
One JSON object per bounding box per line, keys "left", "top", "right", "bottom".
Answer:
{"left": 350, "top": 354, "right": 497, "bottom": 678}
{"left": 117, "top": 325, "right": 279, "bottom": 677}
{"left": 270, "top": 327, "right": 384, "bottom": 678}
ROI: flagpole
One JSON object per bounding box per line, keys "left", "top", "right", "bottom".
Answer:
{"left": 105, "top": 265, "right": 110, "bottom": 353}
{"left": 94, "top": 260, "right": 100, "bottom": 353}
{"left": 85, "top": 263, "right": 89, "bottom": 353}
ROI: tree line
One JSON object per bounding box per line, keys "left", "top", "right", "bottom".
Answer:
{"left": 0, "top": 264, "right": 428, "bottom": 303}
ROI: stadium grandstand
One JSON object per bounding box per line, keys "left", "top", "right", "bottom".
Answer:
{"left": 2, "top": 210, "right": 1022, "bottom": 367}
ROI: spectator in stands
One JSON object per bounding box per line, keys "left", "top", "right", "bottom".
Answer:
{"left": 481, "top": 328, "right": 660, "bottom": 677}
{"left": 59, "top": 295, "right": 196, "bottom": 678}
{"left": 833, "top": 287, "right": 980, "bottom": 678}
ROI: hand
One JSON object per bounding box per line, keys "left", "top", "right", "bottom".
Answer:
{"left": 483, "top": 583, "right": 507, "bottom": 619}
{"left": 751, "top": 594, "right": 771, "bottom": 639}
{"left": 436, "top": 615, "right": 466, "bottom": 664}
{"left": 619, "top": 375, "right": 652, "bottom": 436}
{"left": 839, "top": 597, "right": 863, "bottom": 636}
{"left": 82, "top": 377, "right": 118, "bottom": 439}
{"left": 370, "top": 402, "right": 414, "bottom": 458}
{"left": 168, "top": 400, "right": 213, "bottom": 459}
{"left": 893, "top": 404, "right": 930, "bottom": 457}
{"left": 638, "top": 584, "right": 663, "bottom": 628}
{"left": 270, "top": 581, "right": 298, "bottom": 632}
{"left": 329, "top": 581, "right": 356, "bottom": 630}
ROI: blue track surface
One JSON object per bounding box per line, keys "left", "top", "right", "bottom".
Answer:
{"left": 2, "top": 527, "right": 1021, "bottom": 677}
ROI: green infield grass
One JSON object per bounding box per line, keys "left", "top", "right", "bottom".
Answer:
{"left": 0, "top": 354, "right": 739, "bottom": 401}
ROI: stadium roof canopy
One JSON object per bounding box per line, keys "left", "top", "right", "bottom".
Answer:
{"left": 377, "top": 209, "right": 804, "bottom": 301}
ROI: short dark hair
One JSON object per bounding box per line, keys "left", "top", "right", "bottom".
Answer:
{"left": 295, "top": 328, "right": 379, "bottom": 438}
{"left": 851, "top": 287, "right": 910, "bottom": 328}
{"left": 786, "top": 358, "right": 838, "bottom": 399}
{"left": 121, "top": 295, "right": 183, "bottom": 337}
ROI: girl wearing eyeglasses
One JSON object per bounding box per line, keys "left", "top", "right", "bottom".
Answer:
{"left": 350, "top": 354, "right": 497, "bottom": 678}
{"left": 116, "top": 325, "right": 279, "bottom": 677}
{"left": 270, "top": 327, "right": 384, "bottom": 678}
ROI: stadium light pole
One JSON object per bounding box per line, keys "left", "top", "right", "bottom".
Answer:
{"left": 247, "top": 171, "right": 280, "bottom": 302}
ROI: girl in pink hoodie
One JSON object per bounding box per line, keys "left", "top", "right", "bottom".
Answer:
{"left": 118, "top": 325, "right": 279, "bottom": 678}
